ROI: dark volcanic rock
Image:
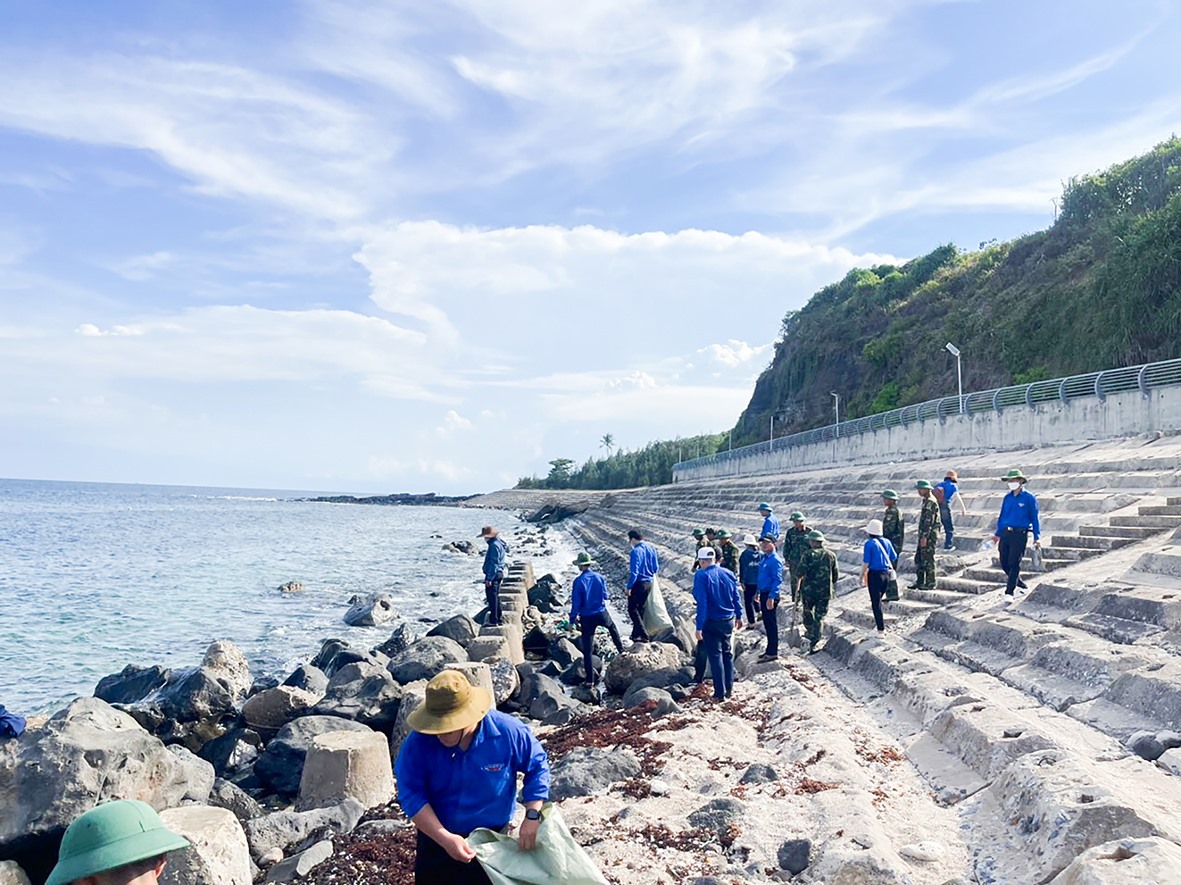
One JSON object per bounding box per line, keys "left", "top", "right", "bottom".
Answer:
{"left": 623, "top": 687, "right": 678, "bottom": 717}
{"left": 740, "top": 763, "right": 779, "bottom": 784}
{"left": 208, "top": 777, "right": 265, "bottom": 824}
{"left": 387, "top": 636, "right": 467, "bottom": 685}
{"left": 312, "top": 661, "right": 404, "bottom": 731}
{"left": 343, "top": 593, "right": 399, "bottom": 627}
{"left": 243, "top": 799, "right": 364, "bottom": 862}
{"left": 548, "top": 637, "right": 581, "bottom": 669}
{"left": 254, "top": 716, "right": 372, "bottom": 798}
{"left": 198, "top": 727, "right": 264, "bottom": 777}
{"left": 426, "top": 614, "right": 479, "bottom": 648}
{"left": 559, "top": 658, "right": 602, "bottom": 686}
{"left": 549, "top": 746, "right": 640, "bottom": 800}
{"left": 778, "top": 838, "right": 813, "bottom": 874}
{"left": 688, "top": 798, "right": 745, "bottom": 835}
{"left": 312, "top": 639, "right": 348, "bottom": 673}
{"left": 373, "top": 623, "right": 417, "bottom": 659}
{"left": 283, "top": 664, "right": 329, "bottom": 695}
{"left": 94, "top": 664, "right": 170, "bottom": 705}
{"left": 523, "top": 626, "right": 550, "bottom": 656}
{"left": 528, "top": 575, "right": 564, "bottom": 613}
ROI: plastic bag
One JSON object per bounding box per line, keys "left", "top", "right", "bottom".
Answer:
{"left": 468, "top": 804, "right": 609, "bottom": 885}
{"left": 642, "top": 576, "right": 674, "bottom": 635}
{"left": 1030, "top": 544, "right": 1044, "bottom": 573}
{"left": 0, "top": 704, "right": 26, "bottom": 740}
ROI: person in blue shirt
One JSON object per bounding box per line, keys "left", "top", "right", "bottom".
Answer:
{"left": 625, "top": 529, "right": 660, "bottom": 642}
{"left": 992, "top": 469, "right": 1041, "bottom": 597}
{"left": 934, "top": 470, "right": 969, "bottom": 550}
{"left": 861, "top": 519, "right": 898, "bottom": 633}
{"left": 570, "top": 552, "right": 624, "bottom": 686}
{"left": 756, "top": 535, "right": 784, "bottom": 661}
{"left": 480, "top": 526, "right": 509, "bottom": 626}
{"left": 757, "top": 503, "right": 780, "bottom": 542}
{"left": 693, "top": 547, "right": 744, "bottom": 700}
{"left": 738, "top": 534, "right": 762, "bottom": 623}
{"left": 396, "top": 670, "right": 551, "bottom": 884}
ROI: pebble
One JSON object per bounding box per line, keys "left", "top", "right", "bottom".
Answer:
{"left": 649, "top": 778, "right": 670, "bottom": 796}
{"left": 900, "top": 840, "right": 946, "bottom": 862}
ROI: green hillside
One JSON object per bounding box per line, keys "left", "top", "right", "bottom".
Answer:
{"left": 732, "top": 137, "right": 1181, "bottom": 447}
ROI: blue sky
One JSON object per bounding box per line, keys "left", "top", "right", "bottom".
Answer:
{"left": 2, "top": 0, "right": 1179, "bottom": 493}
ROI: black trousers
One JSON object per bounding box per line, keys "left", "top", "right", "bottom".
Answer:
{"left": 867, "top": 570, "right": 887, "bottom": 631}
{"left": 742, "top": 584, "right": 759, "bottom": 623}
{"left": 627, "top": 581, "right": 652, "bottom": 640}
{"left": 415, "top": 830, "right": 492, "bottom": 884}
{"left": 999, "top": 530, "right": 1028, "bottom": 595}
{"left": 760, "top": 596, "right": 779, "bottom": 656}
{"left": 579, "top": 610, "right": 623, "bottom": 684}
{"left": 484, "top": 578, "right": 502, "bottom": 626}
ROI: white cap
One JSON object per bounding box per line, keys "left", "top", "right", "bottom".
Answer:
{"left": 741, "top": 534, "right": 758, "bottom": 546}
{"left": 865, "top": 518, "right": 884, "bottom": 536}
{"left": 697, "top": 547, "right": 716, "bottom": 560}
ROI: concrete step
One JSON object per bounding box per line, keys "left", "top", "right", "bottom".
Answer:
{"left": 1140, "top": 505, "right": 1181, "bottom": 517}
{"left": 1050, "top": 534, "right": 1136, "bottom": 550}
{"left": 1000, "top": 641, "right": 1151, "bottom": 713}
{"left": 1169, "top": 497, "right": 1181, "bottom": 507}
{"left": 906, "top": 588, "right": 969, "bottom": 606}
{"left": 835, "top": 606, "right": 897, "bottom": 631}
{"left": 1111, "top": 515, "right": 1181, "bottom": 528}
{"left": 937, "top": 576, "right": 997, "bottom": 595}
{"left": 1079, "top": 524, "right": 1165, "bottom": 539}
{"left": 964, "top": 567, "right": 1010, "bottom": 583}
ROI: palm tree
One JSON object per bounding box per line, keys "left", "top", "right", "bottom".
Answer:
{"left": 600, "top": 433, "right": 615, "bottom": 456}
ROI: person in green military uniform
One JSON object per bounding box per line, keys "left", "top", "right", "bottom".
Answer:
{"left": 716, "top": 529, "right": 740, "bottom": 574}
{"left": 881, "top": 490, "right": 904, "bottom": 566}
{"left": 692, "top": 528, "right": 709, "bottom": 571}
{"left": 799, "top": 529, "right": 839, "bottom": 654}
{"left": 911, "top": 480, "right": 942, "bottom": 590}
{"left": 781, "top": 511, "right": 810, "bottom": 600}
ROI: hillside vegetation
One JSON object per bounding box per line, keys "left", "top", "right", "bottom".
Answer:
{"left": 732, "top": 137, "right": 1181, "bottom": 446}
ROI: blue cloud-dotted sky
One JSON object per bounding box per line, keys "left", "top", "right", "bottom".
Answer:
{"left": 2, "top": 0, "right": 1179, "bottom": 492}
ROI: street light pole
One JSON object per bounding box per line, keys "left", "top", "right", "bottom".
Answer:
{"left": 946, "top": 342, "right": 963, "bottom": 414}
{"left": 831, "top": 392, "right": 840, "bottom": 438}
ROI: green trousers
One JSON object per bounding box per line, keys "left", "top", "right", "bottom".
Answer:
{"left": 801, "top": 588, "right": 829, "bottom": 646}
{"left": 915, "top": 545, "right": 936, "bottom": 590}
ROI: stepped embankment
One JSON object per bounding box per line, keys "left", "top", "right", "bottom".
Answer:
{"left": 466, "top": 433, "right": 1181, "bottom": 882}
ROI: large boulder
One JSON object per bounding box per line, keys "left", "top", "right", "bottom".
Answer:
{"left": 549, "top": 747, "right": 640, "bottom": 800}
{"left": 242, "top": 686, "right": 321, "bottom": 733}
{"left": 282, "top": 664, "right": 329, "bottom": 696}
{"left": 343, "top": 593, "right": 399, "bottom": 627}
{"left": 151, "top": 640, "right": 254, "bottom": 724}
{"left": 297, "top": 730, "right": 395, "bottom": 812}
{"left": 518, "top": 672, "right": 583, "bottom": 725}
{"left": 208, "top": 778, "right": 265, "bottom": 824}
{"left": 485, "top": 657, "right": 520, "bottom": 705}
{"left": 0, "top": 698, "right": 189, "bottom": 875}
{"left": 264, "top": 841, "right": 333, "bottom": 883}
{"left": 94, "top": 664, "right": 170, "bottom": 705}
{"left": 159, "top": 805, "right": 253, "bottom": 885}
{"left": 388, "top": 681, "right": 427, "bottom": 757}
{"left": 427, "top": 614, "right": 479, "bottom": 648}
{"left": 311, "top": 662, "right": 403, "bottom": 731}
{"left": 604, "top": 642, "right": 686, "bottom": 695}
{"left": 203, "top": 641, "right": 253, "bottom": 700}
{"left": 528, "top": 575, "right": 564, "bottom": 613}
{"left": 243, "top": 799, "right": 364, "bottom": 863}
{"left": 548, "top": 637, "right": 581, "bottom": 669}
{"left": 1049, "top": 836, "right": 1181, "bottom": 883}
{"left": 388, "top": 637, "right": 467, "bottom": 685}
{"left": 167, "top": 745, "right": 216, "bottom": 804}
{"left": 623, "top": 687, "right": 679, "bottom": 717}
{"left": 373, "top": 623, "right": 417, "bottom": 659}
{"left": 197, "top": 728, "right": 263, "bottom": 778}
{"left": 254, "top": 716, "right": 372, "bottom": 799}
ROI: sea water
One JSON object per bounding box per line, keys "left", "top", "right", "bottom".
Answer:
{"left": 0, "top": 478, "right": 575, "bottom": 715}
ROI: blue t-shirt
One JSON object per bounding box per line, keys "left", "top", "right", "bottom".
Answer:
{"left": 863, "top": 537, "right": 897, "bottom": 571}
{"left": 996, "top": 489, "right": 1041, "bottom": 540}
{"left": 693, "top": 564, "right": 742, "bottom": 630}
{"left": 628, "top": 541, "right": 660, "bottom": 588}
{"left": 935, "top": 479, "right": 958, "bottom": 504}
{"left": 395, "top": 710, "right": 550, "bottom": 835}
{"left": 757, "top": 551, "right": 784, "bottom": 600}
{"left": 761, "top": 514, "right": 781, "bottom": 541}
{"left": 571, "top": 570, "right": 608, "bottom": 618}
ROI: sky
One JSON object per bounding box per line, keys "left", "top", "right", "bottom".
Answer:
{"left": 2, "top": 0, "right": 1179, "bottom": 494}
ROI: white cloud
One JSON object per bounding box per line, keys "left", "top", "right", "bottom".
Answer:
{"left": 699, "top": 340, "right": 770, "bottom": 369}
{"left": 109, "top": 251, "right": 176, "bottom": 281}
{"left": 436, "top": 409, "right": 474, "bottom": 436}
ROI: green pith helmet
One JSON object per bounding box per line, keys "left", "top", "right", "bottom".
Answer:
{"left": 790, "top": 511, "right": 805, "bottom": 522}
{"left": 692, "top": 529, "right": 704, "bottom": 538}
{"left": 757, "top": 502, "right": 773, "bottom": 511}
{"left": 916, "top": 480, "right": 934, "bottom": 490}
{"left": 881, "top": 489, "right": 899, "bottom": 501}
{"left": 717, "top": 529, "right": 732, "bottom": 539}
{"left": 705, "top": 527, "right": 716, "bottom": 535}
{"left": 806, "top": 530, "right": 825, "bottom": 542}
{"left": 571, "top": 552, "right": 596, "bottom": 567}
{"left": 1000, "top": 469, "right": 1027, "bottom": 483}
{"left": 47, "top": 800, "right": 190, "bottom": 885}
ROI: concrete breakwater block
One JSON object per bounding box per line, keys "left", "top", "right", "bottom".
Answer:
{"left": 159, "top": 805, "right": 253, "bottom": 885}
{"left": 445, "top": 661, "right": 496, "bottom": 703}
{"left": 466, "top": 635, "right": 511, "bottom": 663}
{"left": 297, "top": 730, "right": 395, "bottom": 812}
{"left": 479, "top": 623, "right": 525, "bottom": 665}
{"left": 1048, "top": 835, "right": 1181, "bottom": 883}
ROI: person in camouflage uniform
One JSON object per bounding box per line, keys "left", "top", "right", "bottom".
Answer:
{"left": 799, "top": 529, "right": 839, "bottom": 653}
{"left": 781, "top": 511, "right": 810, "bottom": 600}
{"left": 881, "top": 490, "right": 904, "bottom": 567}
{"left": 692, "top": 528, "right": 709, "bottom": 572}
{"left": 716, "top": 529, "right": 740, "bottom": 574}
{"left": 911, "top": 480, "right": 942, "bottom": 590}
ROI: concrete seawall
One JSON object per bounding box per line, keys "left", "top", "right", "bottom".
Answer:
{"left": 676, "top": 385, "right": 1181, "bottom": 482}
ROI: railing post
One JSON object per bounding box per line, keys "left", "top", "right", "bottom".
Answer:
{"left": 1094, "top": 370, "right": 1106, "bottom": 401}
{"left": 1058, "top": 378, "right": 1068, "bottom": 403}
{"left": 1138, "top": 364, "right": 1150, "bottom": 398}
{"left": 993, "top": 389, "right": 1002, "bottom": 413}
{"left": 1024, "top": 383, "right": 1034, "bottom": 409}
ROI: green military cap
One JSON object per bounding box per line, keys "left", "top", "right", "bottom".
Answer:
{"left": 1000, "top": 469, "right": 1027, "bottom": 483}
{"left": 571, "top": 552, "right": 596, "bottom": 567}
{"left": 790, "top": 511, "right": 805, "bottom": 521}
{"left": 881, "top": 489, "right": 899, "bottom": 501}
{"left": 47, "top": 800, "right": 190, "bottom": 885}
{"left": 692, "top": 529, "right": 704, "bottom": 538}
{"left": 717, "top": 529, "right": 732, "bottom": 539}
{"left": 805, "top": 530, "right": 825, "bottom": 542}
{"left": 756, "top": 502, "right": 773, "bottom": 511}
{"left": 916, "top": 480, "right": 934, "bottom": 490}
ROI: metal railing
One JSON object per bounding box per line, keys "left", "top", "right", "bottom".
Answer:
{"left": 675, "top": 357, "right": 1181, "bottom": 473}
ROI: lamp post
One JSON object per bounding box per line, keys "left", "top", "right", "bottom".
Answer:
{"left": 946, "top": 342, "right": 963, "bottom": 414}
{"left": 831, "top": 392, "right": 840, "bottom": 438}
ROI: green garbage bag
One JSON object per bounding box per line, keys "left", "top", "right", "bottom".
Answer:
{"left": 466, "top": 804, "right": 608, "bottom": 885}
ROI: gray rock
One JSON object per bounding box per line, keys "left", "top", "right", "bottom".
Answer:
{"left": 0, "top": 698, "right": 189, "bottom": 860}
{"left": 167, "top": 744, "right": 216, "bottom": 804}
{"left": 569, "top": 684, "right": 601, "bottom": 705}
{"left": 208, "top": 778, "right": 265, "bottom": 823}
{"left": 158, "top": 805, "right": 254, "bottom": 885}
{"left": 550, "top": 747, "right": 641, "bottom": 800}
{"left": 388, "top": 681, "right": 427, "bottom": 757}
{"left": 198, "top": 728, "right": 263, "bottom": 777}
{"left": 548, "top": 637, "right": 581, "bottom": 669}
{"left": 1157, "top": 730, "right": 1181, "bottom": 750}
{"left": 523, "top": 626, "right": 550, "bottom": 656}
{"left": 485, "top": 656, "right": 521, "bottom": 705}
{"left": 559, "top": 657, "right": 602, "bottom": 686}
{"left": 604, "top": 642, "right": 685, "bottom": 695}
{"left": 242, "top": 686, "right": 321, "bottom": 732}
{"left": 528, "top": 576, "right": 564, "bottom": 613}
{"left": 625, "top": 667, "right": 694, "bottom": 696}
{"left": 0, "top": 861, "right": 30, "bottom": 885}
{"left": 312, "top": 661, "right": 404, "bottom": 730}
{"left": 254, "top": 717, "right": 372, "bottom": 799}
{"left": 688, "top": 798, "right": 745, "bottom": 835}
{"left": 155, "top": 668, "right": 239, "bottom": 723}
{"left": 94, "top": 664, "right": 170, "bottom": 705}
{"left": 778, "top": 838, "right": 812, "bottom": 874}
{"left": 740, "top": 763, "right": 779, "bottom": 784}
{"left": 322, "top": 647, "right": 389, "bottom": 679}
{"left": 264, "top": 839, "right": 333, "bottom": 882}
{"left": 1128, "top": 731, "right": 1166, "bottom": 761}
{"left": 354, "top": 819, "right": 406, "bottom": 838}
{"left": 343, "top": 593, "right": 399, "bottom": 627}
{"left": 244, "top": 800, "right": 362, "bottom": 862}
{"left": 388, "top": 636, "right": 467, "bottom": 684}
{"left": 311, "top": 639, "right": 348, "bottom": 673}
{"left": 277, "top": 581, "right": 304, "bottom": 594}
{"left": 373, "top": 623, "right": 417, "bottom": 659}
{"left": 518, "top": 672, "right": 582, "bottom": 723}
{"left": 283, "top": 664, "right": 329, "bottom": 696}
{"left": 624, "top": 687, "right": 679, "bottom": 717}
{"left": 427, "top": 614, "right": 479, "bottom": 648}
